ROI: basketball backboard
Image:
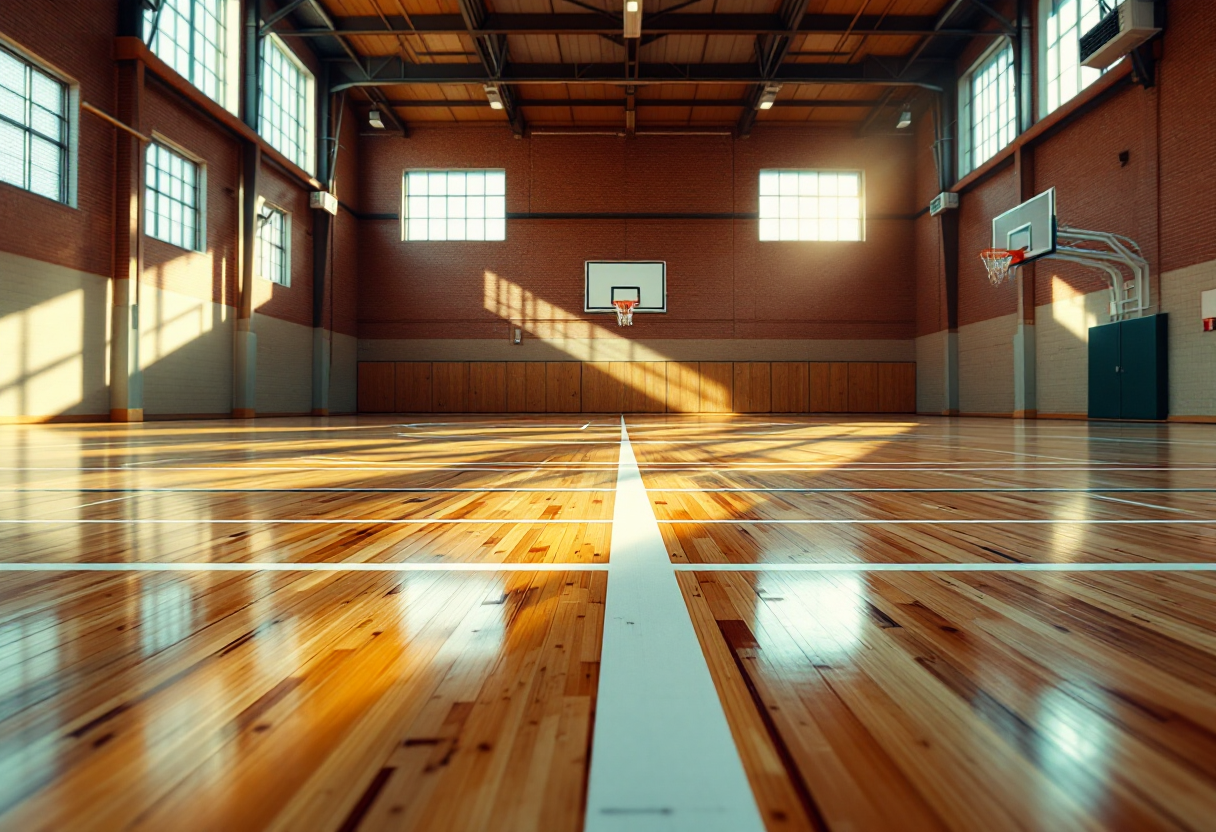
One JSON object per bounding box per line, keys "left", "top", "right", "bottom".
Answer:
{"left": 992, "top": 188, "right": 1057, "bottom": 262}
{"left": 585, "top": 261, "right": 666, "bottom": 313}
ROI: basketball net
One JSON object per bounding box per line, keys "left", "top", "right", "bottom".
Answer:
{"left": 980, "top": 248, "right": 1026, "bottom": 286}
{"left": 613, "top": 299, "right": 638, "bottom": 326}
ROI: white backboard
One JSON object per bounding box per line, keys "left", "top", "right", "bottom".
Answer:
{"left": 993, "top": 187, "right": 1057, "bottom": 262}
{"left": 585, "top": 261, "right": 667, "bottom": 313}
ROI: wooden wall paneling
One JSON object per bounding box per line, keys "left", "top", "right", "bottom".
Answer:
{"left": 733, "top": 363, "right": 771, "bottom": 413}
{"left": 829, "top": 363, "right": 850, "bottom": 412}
{"left": 525, "top": 363, "right": 547, "bottom": 411}
{"left": 848, "top": 363, "right": 880, "bottom": 413}
{"left": 546, "top": 363, "right": 582, "bottom": 412}
{"left": 432, "top": 363, "right": 470, "bottom": 413}
{"left": 469, "top": 362, "right": 507, "bottom": 412}
{"left": 878, "top": 363, "right": 917, "bottom": 413}
{"left": 809, "top": 363, "right": 832, "bottom": 412}
{"left": 582, "top": 363, "right": 625, "bottom": 412}
{"left": 357, "top": 363, "right": 396, "bottom": 413}
{"left": 394, "top": 363, "right": 432, "bottom": 412}
{"left": 699, "top": 363, "right": 733, "bottom": 413}
{"left": 666, "top": 362, "right": 701, "bottom": 413}
{"left": 770, "top": 363, "right": 809, "bottom": 413}
{"left": 625, "top": 362, "right": 666, "bottom": 412}
{"left": 506, "top": 363, "right": 528, "bottom": 412}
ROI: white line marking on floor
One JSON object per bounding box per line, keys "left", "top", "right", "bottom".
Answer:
{"left": 654, "top": 519, "right": 1216, "bottom": 525}
{"left": 585, "top": 417, "right": 764, "bottom": 832}
{"left": 581, "top": 422, "right": 591, "bottom": 430}
{"left": 1088, "top": 494, "right": 1195, "bottom": 514}
{"left": 0, "top": 518, "right": 611, "bottom": 526}
{"left": 1, "top": 561, "right": 1212, "bottom": 573}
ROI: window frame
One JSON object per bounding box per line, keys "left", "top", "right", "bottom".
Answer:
{"left": 958, "top": 39, "right": 1017, "bottom": 176}
{"left": 400, "top": 169, "right": 508, "bottom": 242}
{"left": 756, "top": 169, "right": 866, "bottom": 243}
{"left": 256, "top": 199, "right": 291, "bottom": 287}
{"left": 259, "top": 34, "right": 316, "bottom": 174}
{"left": 1038, "top": 0, "right": 1110, "bottom": 118}
{"left": 143, "top": 0, "right": 240, "bottom": 113}
{"left": 144, "top": 136, "right": 206, "bottom": 252}
{"left": 0, "top": 37, "right": 79, "bottom": 207}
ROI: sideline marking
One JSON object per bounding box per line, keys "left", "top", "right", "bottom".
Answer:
{"left": 654, "top": 518, "right": 1216, "bottom": 525}
{"left": 1, "top": 562, "right": 1213, "bottom": 573}
{"left": 585, "top": 418, "right": 764, "bottom": 832}
{"left": 0, "top": 518, "right": 612, "bottom": 525}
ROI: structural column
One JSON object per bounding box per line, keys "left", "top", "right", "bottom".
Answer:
{"left": 233, "top": 0, "right": 261, "bottom": 418}
{"left": 311, "top": 70, "right": 333, "bottom": 416}
{"left": 1012, "top": 146, "right": 1037, "bottom": 418}
{"left": 110, "top": 46, "right": 145, "bottom": 422}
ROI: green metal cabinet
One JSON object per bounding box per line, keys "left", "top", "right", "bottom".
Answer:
{"left": 1087, "top": 314, "right": 1168, "bottom": 420}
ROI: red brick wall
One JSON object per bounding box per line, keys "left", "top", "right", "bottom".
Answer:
{"left": 257, "top": 164, "right": 314, "bottom": 327}
{"left": 327, "top": 91, "right": 361, "bottom": 339}
{"left": 358, "top": 126, "right": 918, "bottom": 342}
{"left": 0, "top": 0, "right": 116, "bottom": 277}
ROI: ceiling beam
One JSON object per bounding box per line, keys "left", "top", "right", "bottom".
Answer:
{"left": 380, "top": 97, "right": 886, "bottom": 108}
{"left": 454, "top": 0, "right": 524, "bottom": 134}
{"left": 272, "top": 13, "right": 984, "bottom": 38}
{"left": 330, "top": 59, "right": 946, "bottom": 89}
{"left": 737, "top": 0, "right": 812, "bottom": 137}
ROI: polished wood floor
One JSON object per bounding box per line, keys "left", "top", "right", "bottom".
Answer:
{"left": 1, "top": 416, "right": 1215, "bottom": 831}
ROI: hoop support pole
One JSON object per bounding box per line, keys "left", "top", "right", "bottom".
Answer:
{"left": 1045, "top": 225, "right": 1151, "bottom": 321}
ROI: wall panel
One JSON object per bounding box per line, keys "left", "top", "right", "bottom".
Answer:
{"left": 432, "top": 363, "right": 469, "bottom": 412}
{"left": 849, "top": 363, "right": 880, "bottom": 412}
{"left": 770, "top": 363, "right": 809, "bottom": 413}
{"left": 546, "top": 363, "right": 582, "bottom": 412}
{"left": 583, "top": 363, "right": 625, "bottom": 412}
{"left": 666, "top": 362, "right": 701, "bottom": 413}
{"left": 357, "top": 363, "right": 395, "bottom": 413}
{"left": 878, "top": 363, "right": 917, "bottom": 413}
{"left": 625, "top": 362, "right": 667, "bottom": 412}
{"left": 395, "top": 363, "right": 432, "bottom": 412}
{"left": 733, "top": 363, "right": 771, "bottom": 413}
{"left": 506, "top": 363, "right": 528, "bottom": 412}
{"left": 699, "top": 363, "right": 734, "bottom": 413}
{"left": 469, "top": 362, "right": 507, "bottom": 412}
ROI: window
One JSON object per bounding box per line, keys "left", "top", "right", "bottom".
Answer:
{"left": 1042, "top": 0, "right": 1107, "bottom": 115}
{"left": 145, "top": 142, "right": 202, "bottom": 250}
{"left": 0, "top": 45, "right": 69, "bottom": 203}
{"left": 257, "top": 204, "right": 289, "bottom": 286}
{"left": 144, "top": 0, "right": 227, "bottom": 105}
{"left": 260, "top": 36, "right": 314, "bottom": 172}
{"left": 403, "top": 170, "right": 506, "bottom": 242}
{"left": 758, "top": 170, "right": 863, "bottom": 242}
{"left": 960, "top": 43, "right": 1016, "bottom": 174}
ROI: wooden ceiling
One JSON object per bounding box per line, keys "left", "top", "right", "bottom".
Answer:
{"left": 273, "top": 0, "right": 1007, "bottom": 134}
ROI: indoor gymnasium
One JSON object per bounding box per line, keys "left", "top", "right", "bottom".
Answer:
{"left": 2, "top": 1, "right": 1216, "bottom": 830}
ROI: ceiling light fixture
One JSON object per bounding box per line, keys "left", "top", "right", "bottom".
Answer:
{"left": 484, "top": 84, "right": 505, "bottom": 110}
{"left": 756, "top": 84, "right": 781, "bottom": 110}
{"left": 368, "top": 109, "right": 385, "bottom": 129}
{"left": 624, "top": 0, "right": 642, "bottom": 39}
{"left": 897, "top": 108, "right": 912, "bottom": 129}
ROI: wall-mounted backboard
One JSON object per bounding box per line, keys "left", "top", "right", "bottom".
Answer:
{"left": 585, "top": 261, "right": 666, "bottom": 313}
{"left": 993, "top": 187, "right": 1057, "bottom": 262}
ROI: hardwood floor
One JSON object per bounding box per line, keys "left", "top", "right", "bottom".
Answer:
{"left": 1, "top": 415, "right": 1214, "bottom": 831}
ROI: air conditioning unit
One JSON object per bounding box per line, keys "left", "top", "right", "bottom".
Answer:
{"left": 929, "top": 192, "right": 959, "bottom": 216}
{"left": 309, "top": 190, "right": 339, "bottom": 216}
{"left": 1080, "top": 0, "right": 1160, "bottom": 70}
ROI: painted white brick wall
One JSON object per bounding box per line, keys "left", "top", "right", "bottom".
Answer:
{"left": 140, "top": 285, "right": 234, "bottom": 416}
{"left": 0, "top": 251, "right": 111, "bottom": 418}
{"left": 915, "top": 331, "right": 946, "bottom": 413}
{"left": 958, "top": 314, "right": 1016, "bottom": 414}
{"left": 1161, "top": 258, "right": 1216, "bottom": 417}
{"left": 331, "top": 332, "right": 358, "bottom": 414}
{"left": 1035, "top": 289, "right": 1110, "bottom": 415}
{"left": 254, "top": 314, "right": 313, "bottom": 414}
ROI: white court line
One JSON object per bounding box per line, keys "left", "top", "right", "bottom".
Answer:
{"left": 585, "top": 418, "right": 764, "bottom": 832}
{"left": 0, "top": 518, "right": 612, "bottom": 525}
{"left": 654, "top": 519, "right": 1216, "bottom": 525}
{"left": 1, "top": 561, "right": 1213, "bottom": 573}
{"left": 7, "top": 465, "right": 1216, "bottom": 473}
{"left": 1089, "top": 494, "right": 1195, "bottom": 514}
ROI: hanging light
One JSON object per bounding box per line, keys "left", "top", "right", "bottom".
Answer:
{"left": 756, "top": 84, "right": 782, "bottom": 110}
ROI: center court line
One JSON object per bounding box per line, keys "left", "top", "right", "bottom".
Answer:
{"left": 585, "top": 417, "right": 764, "bottom": 832}
{"left": 5, "top": 518, "right": 1214, "bottom": 526}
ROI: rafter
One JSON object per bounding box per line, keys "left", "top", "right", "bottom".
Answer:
{"left": 454, "top": 0, "right": 524, "bottom": 134}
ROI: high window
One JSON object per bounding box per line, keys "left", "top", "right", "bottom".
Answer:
{"left": 260, "top": 36, "right": 314, "bottom": 172}
{"left": 1042, "top": 0, "right": 1107, "bottom": 115}
{"left": 257, "top": 204, "right": 289, "bottom": 286}
{"left": 0, "top": 45, "right": 69, "bottom": 203}
{"left": 758, "top": 170, "right": 863, "bottom": 242}
{"left": 144, "top": 0, "right": 227, "bottom": 105}
{"left": 402, "top": 170, "right": 507, "bottom": 242}
{"left": 960, "top": 43, "right": 1016, "bottom": 174}
{"left": 145, "top": 142, "right": 202, "bottom": 251}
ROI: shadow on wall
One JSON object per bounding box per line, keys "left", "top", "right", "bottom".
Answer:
{"left": 481, "top": 270, "right": 723, "bottom": 409}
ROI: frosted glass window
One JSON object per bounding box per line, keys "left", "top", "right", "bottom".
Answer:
{"left": 260, "top": 37, "right": 313, "bottom": 172}
{"left": 0, "top": 46, "right": 68, "bottom": 203}
{"left": 758, "top": 170, "right": 862, "bottom": 242}
{"left": 1043, "top": 0, "right": 1107, "bottom": 115}
{"left": 146, "top": 143, "right": 201, "bottom": 250}
{"left": 961, "top": 44, "right": 1016, "bottom": 174}
{"left": 403, "top": 170, "right": 506, "bottom": 241}
{"left": 144, "top": 0, "right": 226, "bottom": 105}
{"left": 257, "top": 205, "right": 289, "bottom": 285}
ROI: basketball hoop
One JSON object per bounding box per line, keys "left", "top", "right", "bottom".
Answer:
{"left": 980, "top": 248, "right": 1026, "bottom": 286}
{"left": 612, "top": 299, "right": 638, "bottom": 326}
